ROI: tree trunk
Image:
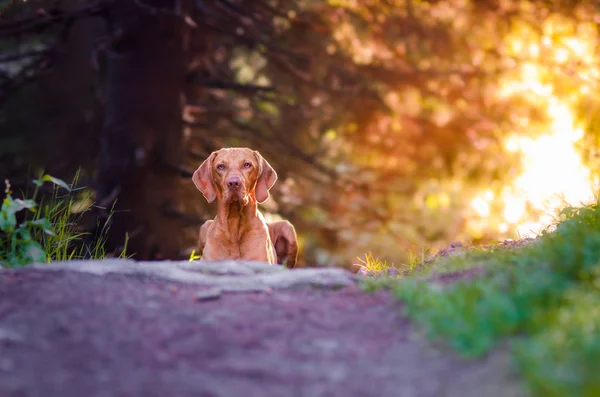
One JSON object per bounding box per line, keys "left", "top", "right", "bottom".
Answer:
{"left": 96, "top": 0, "right": 185, "bottom": 259}
{"left": 37, "top": 1, "right": 104, "bottom": 179}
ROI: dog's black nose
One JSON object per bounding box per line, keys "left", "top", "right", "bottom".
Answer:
{"left": 227, "top": 176, "right": 242, "bottom": 189}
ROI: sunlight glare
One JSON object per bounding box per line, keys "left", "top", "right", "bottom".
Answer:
{"left": 470, "top": 23, "right": 598, "bottom": 239}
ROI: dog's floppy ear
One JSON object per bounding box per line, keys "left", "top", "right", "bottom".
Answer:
{"left": 254, "top": 151, "right": 277, "bottom": 203}
{"left": 192, "top": 152, "right": 217, "bottom": 203}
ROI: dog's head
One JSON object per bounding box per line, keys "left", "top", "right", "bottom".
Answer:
{"left": 192, "top": 147, "right": 277, "bottom": 205}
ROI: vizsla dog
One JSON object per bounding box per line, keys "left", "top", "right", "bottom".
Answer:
{"left": 193, "top": 147, "right": 298, "bottom": 268}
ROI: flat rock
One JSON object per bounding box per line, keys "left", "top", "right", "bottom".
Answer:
{"left": 10, "top": 259, "right": 357, "bottom": 292}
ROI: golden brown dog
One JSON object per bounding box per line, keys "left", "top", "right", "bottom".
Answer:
{"left": 193, "top": 147, "right": 298, "bottom": 268}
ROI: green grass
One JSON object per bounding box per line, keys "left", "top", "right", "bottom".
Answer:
{"left": 364, "top": 201, "right": 600, "bottom": 397}
{"left": 1, "top": 172, "right": 117, "bottom": 267}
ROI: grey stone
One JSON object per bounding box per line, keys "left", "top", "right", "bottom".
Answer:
{"left": 180, "top": 260, "right": 285, "bottom": 275}
{"left": 195, "top": 288, "right": 222, "bottom": 301}
{"left": 18, "top": 259, "right": 356, "bottom": 294}
{"left": 0, "top": 328, "right": 24, "bottom": 344}
{"left": 386, "top": 267, "right": 401, "bottom": 277}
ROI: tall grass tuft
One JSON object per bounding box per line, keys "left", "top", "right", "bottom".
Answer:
{"left": 354, "top": 250, "right": 423, "bottom": 277}
{"left": 1, "top": 172, "right": 119, "bottom": 267}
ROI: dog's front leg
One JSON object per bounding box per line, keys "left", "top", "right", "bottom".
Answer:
{"left": 198, "top": 220, "right": 213, "bottom": 255}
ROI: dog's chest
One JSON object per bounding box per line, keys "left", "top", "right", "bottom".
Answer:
{"left": 213, "top": 228, "right": 270, "bottom": 260}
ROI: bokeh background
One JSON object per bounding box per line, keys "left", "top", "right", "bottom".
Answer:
{"left": 2, "top": 0, "right": 600, "bottom": 267}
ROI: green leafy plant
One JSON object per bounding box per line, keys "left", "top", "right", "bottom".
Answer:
{"left": 1, "top": 173, "right": 117, "bottom": 267}
{"left": 0, "top": 180, "right": 52, "bottom": 266}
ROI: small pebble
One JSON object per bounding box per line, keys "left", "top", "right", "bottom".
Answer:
{"left": 386, "top": 268, "right": 401, "bottom": 277}
{"left": 195, "top": 288, "right": 222, "bottom": 301}
{"left": 0, "top": 328, "right": 24, "bottom": 344}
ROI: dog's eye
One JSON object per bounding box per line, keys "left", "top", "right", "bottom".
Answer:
{"left": 243, "top": 162, "right": 253, "bottom": 169}
{"left": 216, "top": 164, "right": 226, "bottom": 170}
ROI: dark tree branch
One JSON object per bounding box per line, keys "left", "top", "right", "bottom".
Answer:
{"left": 0, "top": 53, "right": 52, "bottom": 104}
{"left": 186, "top": 76, "right": 276, "bottom": 92}
{"left": 0, "top": 2, "right": 106, "bottom": 38}
{"left": 193, "top": 1, "right": 306, "bottom": 63}
{"left": 0, "top": 49, "right": 50, "bottom": 63}
{"left": 188, "top": 148, "right": 213, "bottom": 160}
{"left": 228, "top": 116, "right": 340, "bottom": 181}
{"left": 184, "top": 103, "right": 246, "bottom": 115}
{"left": 182, "top": 120, "right": 212, "bottom": 128}
{"left": 252, "top": 0, "right": 296, "bottom": 20}
{"left": 133, "top": 0, "right": 179, "bottom": 16}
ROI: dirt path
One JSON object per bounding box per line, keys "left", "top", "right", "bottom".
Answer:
{"left": 0, "top": 262, "right": 525, "bottom": 397}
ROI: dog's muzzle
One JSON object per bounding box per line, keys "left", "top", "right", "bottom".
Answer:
{"left": 224, "top": 175, "right": 248, "bottom": 204}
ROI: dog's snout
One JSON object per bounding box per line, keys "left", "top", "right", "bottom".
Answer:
{"left": 226, "top": 176, "right": 242, "bottom": 189}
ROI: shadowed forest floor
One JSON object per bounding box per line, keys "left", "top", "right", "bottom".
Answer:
{"left": 0, "top": 268, "right": 524, "bottom": 397}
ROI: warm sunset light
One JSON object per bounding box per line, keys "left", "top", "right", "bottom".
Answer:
{"left": 496, "top": 102, "right": 595, "bottom": 237}
{"left": 470, "top": 25, "right": 598, "bottom": 238}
